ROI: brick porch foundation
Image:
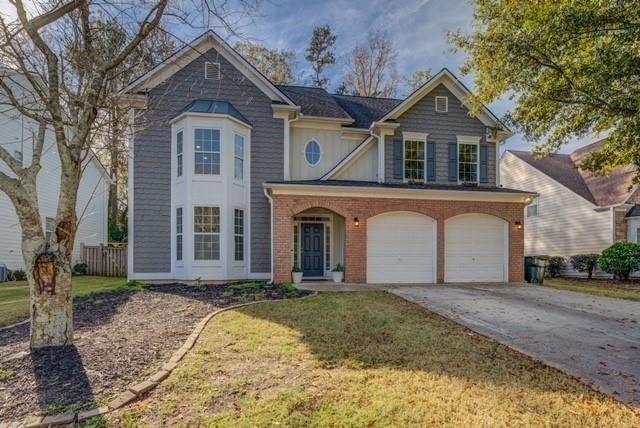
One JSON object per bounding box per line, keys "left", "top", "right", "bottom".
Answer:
{"left": 272, "top": 195, "right": 525, "bottom": 284}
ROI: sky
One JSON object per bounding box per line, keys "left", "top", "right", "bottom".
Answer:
{"left": 0, "top": 0, "right": 600, "bottom": 153}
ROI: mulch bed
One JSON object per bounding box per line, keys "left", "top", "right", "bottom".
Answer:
{"left": 0, "top": 282, "right": 310, "bottom": 422}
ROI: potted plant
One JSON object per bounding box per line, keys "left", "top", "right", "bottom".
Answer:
{"left": 292, "top": 264, "right": 303, "bottom": 284}
{"left": 332, "top": 264, "right": 344, "bottom": 283}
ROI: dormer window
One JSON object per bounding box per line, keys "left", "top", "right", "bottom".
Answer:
{"left": 204, "top": 62, "right": 220, "bottom": 80}
{"left": 435, "top": 96, "right": 448, "bottom": 113}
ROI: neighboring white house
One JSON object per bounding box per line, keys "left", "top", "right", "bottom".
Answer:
{"left": 0, "top": 105, "right": 111, "bottom": 271}
{"left": 500, "top": 140, "right": 640, "bottom": 276}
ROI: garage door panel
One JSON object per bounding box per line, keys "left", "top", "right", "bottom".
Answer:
{"left": 445, "top": 214, "right": 507, "bottom": 283}
{"left": 367, "top": 212, "right": 435, "bottom": 284}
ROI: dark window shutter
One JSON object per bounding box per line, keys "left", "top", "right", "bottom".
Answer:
{"left": 426, "top": 142, "right": 436, "bottom": 181}
{"left": 479, "top": 144, "right": 489, "bottom": 183}
{"left": 448, "top": 143, "right": 458, "bottom": 182}
{"left": 393, "top": 139, "right": 403, "bottom": 179}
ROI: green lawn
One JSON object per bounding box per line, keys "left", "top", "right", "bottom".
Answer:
{"left": 110, "top": 292, "right": 639, "bottom": 428}
{"left": 544, "top": 278, "right": 640, "bottom": 301}
{"left": 0, "top": 276, "right": 130, "bottom": 327}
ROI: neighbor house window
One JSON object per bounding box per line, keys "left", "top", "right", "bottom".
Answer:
{"left": 176, "top": 207, "right": 183, "bottom": 261}
{"left": 526, "top": 197, "right": 539, "bottom": 218}
{"left": 234, "top": 209, "right": 244, "bottom": 261}
{"left": 404, "top": 140, "right": 425, "bottom": 181}
{"left": 194, "top": 128, "right": 220, "bottom": 175}
{"left": 45, "top": 217, "right": 55, "bottom": 240}
{"left": 14, "top": 150, "right": 23, "bottom": 166}
{"left": 234, "top": 134, "right": 244, "bottom": 181}
{"left": 176, "top": 130, "right": 183, "bottom": 177}
{"left": 304, "top": 140, "right": 322, "bottom": 166}
{"left": 194, "top": 206, "right": 220, "bottom": 260}
{"left": 458, "top": 143, "right": 478, "bottom": 182}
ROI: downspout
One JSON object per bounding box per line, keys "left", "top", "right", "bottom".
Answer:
{"left": 369, "top": 125, "right": 383, "bottom": 183}
{"left": 283, "top": 111, "right": 301, "bottom": 181}
{"left": 264, "top": 187, "right": 275, "bottom": 284}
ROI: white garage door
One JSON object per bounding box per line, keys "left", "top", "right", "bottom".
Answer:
{"left": 367, "top": 212, "right": 436, "bottom": 284}
{"left": 445, "top": 214, "right": 508, "bottom": 282}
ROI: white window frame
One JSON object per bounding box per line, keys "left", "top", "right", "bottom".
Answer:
{"left": 176, "top": 207, "right": 183, "bottom": 262}
{"left": 234, "top": 133, "right": 245, "bottom": 182}
{"left": 234, "top": 208, "right": 244, "bottom": 262}
{"left": 435, "top": 96, "right": 448, "bottom": 113}
{"left": 176, "top": 129, "right": 183, "bottom": 178}
{"left": 194, "top": 127, "right": 221, "bottom": 176}
{"left": 303, "top": 139, "right": 323, "bottom": 167}
{"left": 402, "top": 132, "right": 428, "bottom": 183}
{"left": 456, "top": 136, "right": 481, "bottom": 184}
{"left": 526, "top": 197, "right": 539, "bottom": 218}
{"left": 193, "top": 206, "right": 221, "bottom": 261}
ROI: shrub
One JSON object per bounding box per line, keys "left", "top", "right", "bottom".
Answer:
{"left": 569, "top": 254, "right": 600, "bottom": 279}
{"left": 12, "top": 269, "right": 26, "bottom": 281}
{"left": 537, "top": 256, "right": 565, "bottom": 278}
{"left": 599, "top": 242, "right": 640, "bottom": 281}
{"left": 73, "top": 263, "right": 88, "bottom": 276}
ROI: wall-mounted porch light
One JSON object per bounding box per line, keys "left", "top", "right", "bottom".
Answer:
{"left": 354, "top": 217, "right": 360, "bottom": 228}
{"left": 515, "top": 221, "right": 523, "bottom": 231}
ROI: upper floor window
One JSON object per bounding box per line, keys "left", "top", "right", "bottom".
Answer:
{"left": 458, "top": 143, "right": 478, "bottom": 182}
{"left": 234, "top": 134, "right": 244, "bottom": 181}
{"left": 526, "top": 197, "right": 539, "bottom": 218}
{"left": 404, "top": 140, "right": 425, "bottom": 181}
{"left": 176, "top": 130, "right": 183, "bottom": 177}
{"left": 194, "top": 206, "right": 220, "bottom": 260}
{"left": 304, "top": 140, "right": 322, "bottom": 166}
{"left": 194, "top": 128, "right": 220, "bottom": 175}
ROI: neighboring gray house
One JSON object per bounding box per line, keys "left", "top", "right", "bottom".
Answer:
{"left": 124, "top": 31, "right": 533, "bottom": 284}
{"left": 501, "top": 141, "right": 640, "bottom": 276}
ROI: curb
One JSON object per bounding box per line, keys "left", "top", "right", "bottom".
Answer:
{"left": 7, "top": 291, "right": 318, "bottom": 428}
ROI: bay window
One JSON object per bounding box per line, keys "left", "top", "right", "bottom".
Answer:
{"left": 234, "top": 209, "right": 244, "bottom": 261}
{"left": 176, "top": 130, "right": 183, "bottom": 177}
{"left": 194, "top": 206, "right": 220, "bottom": 260}
{"left": 194, "top": 128, "right": 220, "bottom": 175}
{"left": 234, "top": 134, "right": 244, "bottom": 181}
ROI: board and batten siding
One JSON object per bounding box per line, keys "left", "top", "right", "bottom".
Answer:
{"left": 289, "top": 127, "right": 362, "bottom": 180}
{"left": 334, "top": 143, "right": 378, "bottom": 181}
{"left": 0, "top": 106, "right": 109, "bottom": 270}
{"left": 500, "top": 151, "right": 613, "bottom": 260}
{"left": 132, "top": 47, "right": 284, "bottom": 274}
{"left": 384, "top": 84, "right": 496, "bottom": 185}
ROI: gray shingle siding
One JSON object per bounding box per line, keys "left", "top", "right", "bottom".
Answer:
{"left": 384, "top": 84, "right": 496, "bottom": 185}
{"left": 133, "top": 47, "right": 283, "bottom": 273}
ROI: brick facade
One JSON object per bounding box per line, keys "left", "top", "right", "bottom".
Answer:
{"left": 272, "top": 194, "right": 525, "bottom": 284}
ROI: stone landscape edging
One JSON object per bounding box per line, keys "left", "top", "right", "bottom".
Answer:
{"left": 12, "top": 291, "right": 319, "bottom": 428}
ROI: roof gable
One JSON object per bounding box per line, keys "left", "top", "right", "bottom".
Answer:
{"left": 379, "top": 68, "right": 509, "bottom": 133}
{"left": 123, "top": 31, "right": 295, "bottom": 105}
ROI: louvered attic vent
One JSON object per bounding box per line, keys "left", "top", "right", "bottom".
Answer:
{"left": 435, "top": 96, "right": 448, "bottom": 113}
{"left": 204, "top": 62, "right": 220, "bottom": 80}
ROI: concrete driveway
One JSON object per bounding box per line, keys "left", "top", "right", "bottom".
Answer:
{"left": 390, "top": 283, "right": 640, "bottom": 407}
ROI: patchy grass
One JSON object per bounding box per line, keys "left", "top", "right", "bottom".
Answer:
{"left": 0, "top": 276, "right": 131, "bottom": 326}
{"left": 544, "top": 278, "right": 640, "bottom": 301}
{"left": 111, "top": 292, "right": 639, "bottom": 427}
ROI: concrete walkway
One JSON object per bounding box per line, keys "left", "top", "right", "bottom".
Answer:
{"left": 389, "top": 283, "right": 640, "bottom": 407}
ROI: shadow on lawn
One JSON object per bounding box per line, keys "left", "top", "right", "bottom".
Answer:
{"left": 233, "top": 291, "right": 594, "bottom": 397}
{"left": 30, "top": 345, "right": 94, "bottom": 414}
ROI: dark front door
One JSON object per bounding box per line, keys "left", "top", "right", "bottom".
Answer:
{"left": 301, "top": 223, "right": 324, "bottom": 277}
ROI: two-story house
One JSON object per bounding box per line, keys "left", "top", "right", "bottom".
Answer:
{"left": 124, "top": 31, "right": 533, "bottom": 284}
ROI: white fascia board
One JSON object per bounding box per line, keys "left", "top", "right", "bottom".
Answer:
{"left": 264, "top": 182, "right": 535, "bottom": 204}
{"left": 122, "top": 31, "right": 295, "bottom": 106}
{"left": 457, "top": 135, "right": 481, "bottom": 144}
{"left": 169, "top": 112, "right": 252, "bottom": 129}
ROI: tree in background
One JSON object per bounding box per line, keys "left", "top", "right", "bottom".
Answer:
{"left": 305, "top": 24, "right": 337, "bottom": 89}
{"left": 344, "top": 31, "right": 399, "bottom": 97}
{"left": 449, "top": 1, "right": 640, "bottom": 179}
{"left": 405, "top": 69, "right": 432, "bottom": 92}
{"left": 234, "top": 42, "right": 297, "bottom": 85}
{"left": 0, "top": 0, "right": 260, "bottom": 348}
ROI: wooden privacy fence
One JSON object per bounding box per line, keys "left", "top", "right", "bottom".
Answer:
{"left": 81, "top": 244, "right": 127, "bottom": 277}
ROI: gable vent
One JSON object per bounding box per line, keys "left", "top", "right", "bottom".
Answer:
{"left": 435, "top": 96, "right": 448, "bottom": 113}
{"left": 204, "top": 62, "right": 221, "bottom": 80}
